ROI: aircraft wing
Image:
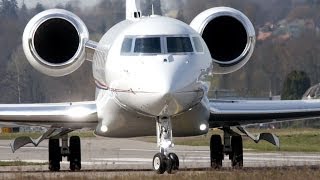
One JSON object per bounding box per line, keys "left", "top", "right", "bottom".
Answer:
{"left": 209, "top": 99, "right": 320, "bottom": 128}
{"left": 0, "top": 101, "right": 98, "bottom": 129}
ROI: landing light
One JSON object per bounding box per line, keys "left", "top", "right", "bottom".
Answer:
{"left": 200, "top": 124, "right": 207, "bottom": 131}
{"left": 100, "top": 125, "right": 108, "bottom": 133}
{"left": 67, "top": 107, "right": 92, "bottom": 118}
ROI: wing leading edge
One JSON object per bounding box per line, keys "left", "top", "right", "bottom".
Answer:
{"left": 0, "top": 101, "right": 98, "bottom": 129}
{"left": 209, "top": 99, "right": 320, "bottom": 128}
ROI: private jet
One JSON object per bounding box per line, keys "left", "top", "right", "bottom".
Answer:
{"left": 1, "top": 0, "right": 320, "bottom": 174}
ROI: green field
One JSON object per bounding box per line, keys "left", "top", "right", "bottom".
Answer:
{"left": 243, "top": 128, "right": 320, "bottom": 152}
{"left": 1, "top": 128, "right": 319, "bottom": 152}
{"left": 138, "top": 128, "right": 320, "bottom": 152}
{"left": 0, "top": 161, "right": 47, "bottom": 166}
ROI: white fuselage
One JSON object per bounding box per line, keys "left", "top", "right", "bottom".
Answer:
{"left": 93, "top": 16, "right": 213, "bottom": 138}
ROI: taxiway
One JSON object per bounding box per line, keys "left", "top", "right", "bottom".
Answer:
{"left": 0, "top": 137, "right": 319, "bottom": 171}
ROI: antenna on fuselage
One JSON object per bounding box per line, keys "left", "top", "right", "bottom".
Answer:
{"left": 126, "top": 0, "right": 141, "bottom": 20}
{"left": 151, "top": 4, "right": 154, "bottom": 15}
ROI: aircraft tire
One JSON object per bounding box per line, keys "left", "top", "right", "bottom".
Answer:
{"left": 231, "top": 135, "right": 243, "bottom": 168}
{"left": 69, "top": 136, "right": 81, "bottom": 171}
{"left": 167, "top": 153, "right": 179, "bottom": 174}
{"left": 210, "top": 134, "right": 223, "bottom": 169}
{"left": 153, "top": 153, "right": 166, "bottom": 174}
{"left": 49, "top": 138, "right": 61, "bottom": 171}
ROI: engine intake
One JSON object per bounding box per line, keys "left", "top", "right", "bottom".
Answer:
{"left": 190, "top": 7, "right": 256, "bottom": 74}
{"left": 23, "top": 9, "right": 89, "bottom": 77}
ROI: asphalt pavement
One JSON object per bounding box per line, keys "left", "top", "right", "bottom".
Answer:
{"left": 0, "top": 137, "right": 319, "bottom": 172}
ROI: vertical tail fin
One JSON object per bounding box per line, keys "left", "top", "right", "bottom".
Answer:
{"left": 126, "top": 0, "right": 141, "bottom": 20}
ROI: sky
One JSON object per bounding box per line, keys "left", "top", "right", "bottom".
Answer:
{"left": 16, "top": 0, "right": 102, "bottom": 9}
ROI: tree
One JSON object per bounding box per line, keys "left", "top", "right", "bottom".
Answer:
{"left": 281, "top": 70, "right": 311, "bottom": 100}
{"left": 141, "top": 0, "right": 162, "bottom": 16}
{"left": 0, "top": 0, "right": 18, "bottom": 18}
{"left": 20, "top": 2, "right": 27, "bottom": 15}
{"left": 34, "top": 2, "right": 45, "bottom": 13}
{"left": 18, "top": 1, "right": 29, "bottom": 22}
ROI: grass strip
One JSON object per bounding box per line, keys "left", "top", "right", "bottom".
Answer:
{"left": 138, "top": 128, "right": 320, "bottom": 152}
{"left": 5, "top": 167, "right": 320, "bottom": 180}
{"left": 0, "top": 161, "right": 47, "bottom": 166}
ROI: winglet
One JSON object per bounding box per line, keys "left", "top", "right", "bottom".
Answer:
{"left": 126, "top": 0, "right": 141, "bottom": 20}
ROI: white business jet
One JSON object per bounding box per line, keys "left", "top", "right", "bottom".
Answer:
{"left": 1, "top": 0, "right": 320, "bottom": 174}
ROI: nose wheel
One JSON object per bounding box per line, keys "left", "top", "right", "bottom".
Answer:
{"left": 153, "top": 152, "right": 179, "bottom": 174}
{"left": 167, "top": 153, "right": 179, "bottom": 173}
{"left": 153, "top": 117, "right": 180, "bottom": 174}
{"left": 153, "top": 153, "right": 166, "bottom": 174}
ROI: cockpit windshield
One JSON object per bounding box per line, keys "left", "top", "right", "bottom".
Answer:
{"left": 121, "top": 38, "right": 133, "bottom": 53}
{"left": 166, "top": 37, "right": 193, "bottom": 53}
{"left": 121, "top": 35, "right": 202, "bottom": 55}
{"left": 134, "top": 37, "right": 161, "bottom": 53}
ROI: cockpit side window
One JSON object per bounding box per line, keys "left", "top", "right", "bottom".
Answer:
{"left": 134, "top": 37, "right": 161, "bottom": 53}
{"left": 192, "top": 37, "right": 204, "bottom": 52}
{"left": 167, "top": 37, "right": 193, "bottom": 53}
{"left": 121, "top": 38, "right": 133, "bottom": 54}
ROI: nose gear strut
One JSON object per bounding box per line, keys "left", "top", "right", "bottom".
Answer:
{"left": 152, "top": 117, "right": 179, "bottom": 174}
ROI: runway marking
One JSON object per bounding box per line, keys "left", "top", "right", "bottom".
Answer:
{"left": 1, "top": 145, "right": 319, "bottom": 159}
{"left": 119, "top": 148, "right": 209, "bottom": 153}
{"left": 1, "top": 160, "right": 47, "bottom": 163}
{"left": 117, "top": 148, "right": 320, "bottom": 157}
{"left": 2, "top": 157, "right": 320, "bottom": 169}
{"left": 90, "top": 156, "right": 320, "bottom": 163}
{"left": 0, "top": 145, "right": 47, "bottom": 150}
{"left": 2, "top": 155, "right": 319, "bottom": 164}
{"left": 92, "top": 158, "right": 151, "bottom": 162}
{"left": 245, "top": 157, "right": 320, "bottom": 162}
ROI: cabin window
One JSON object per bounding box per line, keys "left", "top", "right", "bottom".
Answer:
{"left": 166, "top": 37, "right": 193, "bottom": 53}
{"left": 134, "top": 37, "right": 161, "bottom": 53}
{"left": 121, "top": 38, "right": 133, "bottom": 54}
{"left": 192, "top": 37, "right": 204, "bottom": 52}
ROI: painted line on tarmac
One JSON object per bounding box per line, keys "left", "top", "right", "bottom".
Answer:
{"left": 245, "top": 157, "right": 320, "bottom": 162}
{"left": 119, "top": 148, "right": 209, "bottom": 153}
{"left": 91, "top": 158, "right": 151, "bottom": 162}
{"left": 0, "top": 160, "right": 47, "bottom": 164}
{"left": 91, "top": 156, "right": 320, "bottom": 163}
{"left": 0, "top": 145, "right": 47, "bottom": 150}
{"left": 2, "top": 158, "right": 320, "bottom": 167}
{"left": 0, "top": 160, "right": 148, "bottom": 166}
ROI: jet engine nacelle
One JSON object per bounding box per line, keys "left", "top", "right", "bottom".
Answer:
{"left": 22, "top": 9, "right": 89, "bottom": 77}
{"left": 190, "top": 7, "right": 256, "bottom": 74}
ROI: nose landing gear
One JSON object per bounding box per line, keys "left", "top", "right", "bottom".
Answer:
{"left": 152, "top": 117, "right": 179, "bottom": 174}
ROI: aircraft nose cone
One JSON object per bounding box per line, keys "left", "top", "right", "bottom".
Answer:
{"left": 144, "top": 73, "right": 204, "bottom": 116}
{"left": 114, "top": 56, "right": 204, "bottom": 116}
{"left": 157, "top": 76, "right": 179, "bottom": 96}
